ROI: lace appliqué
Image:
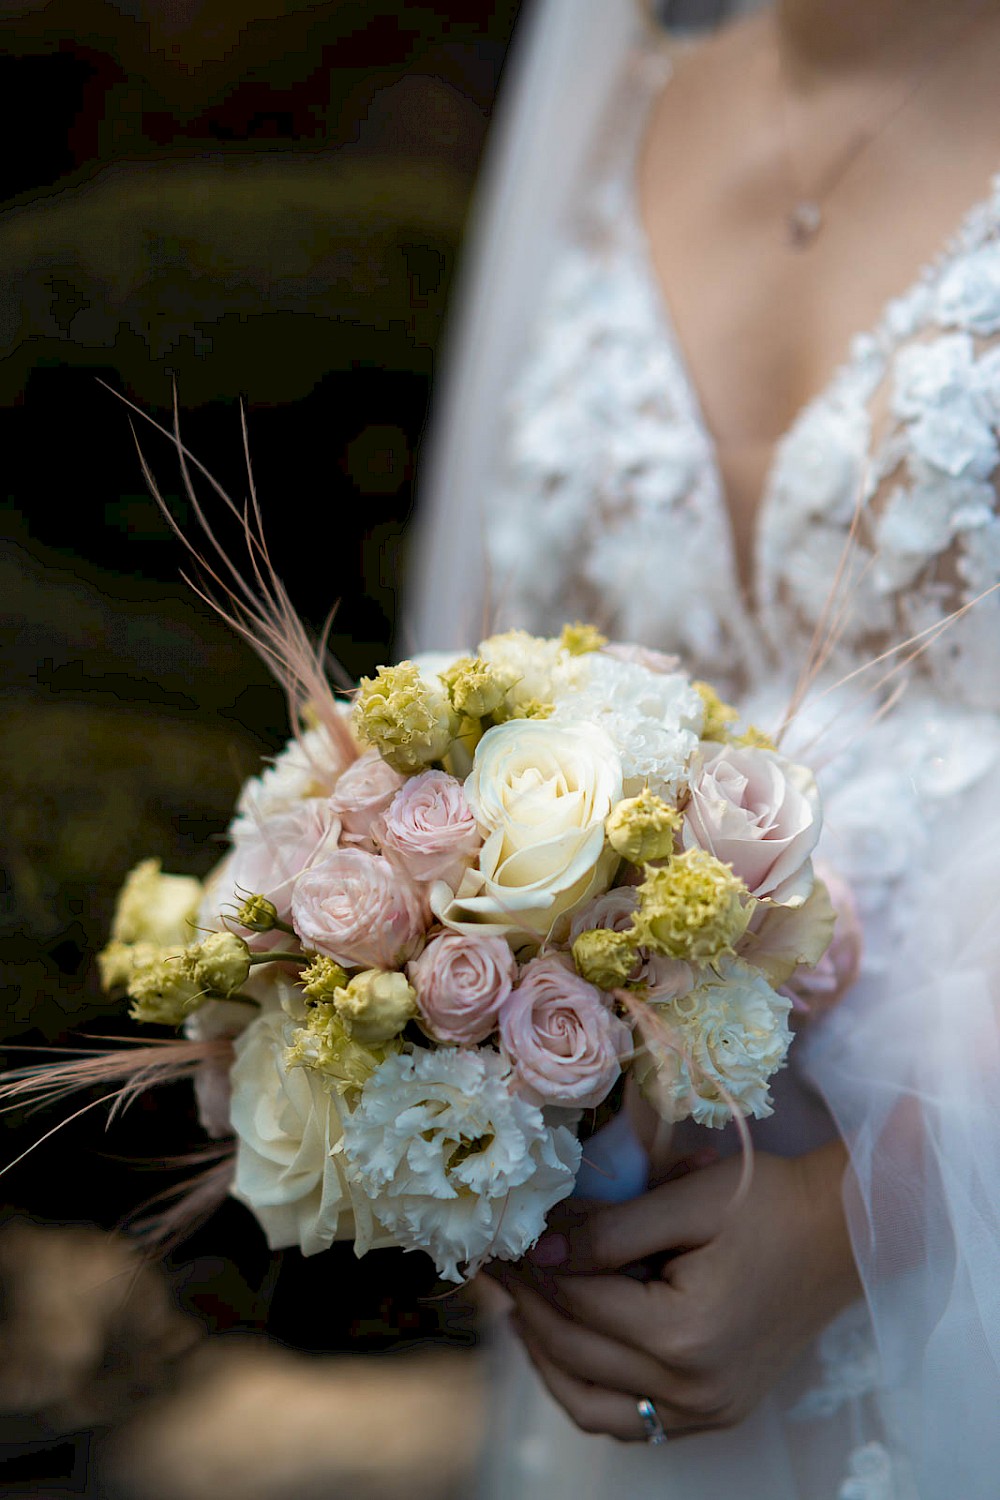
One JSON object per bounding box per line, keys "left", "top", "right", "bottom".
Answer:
{"left": 790, "top": 1303, "right": 880, "bottom": 1421}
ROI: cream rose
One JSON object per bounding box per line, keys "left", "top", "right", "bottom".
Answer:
{"left": 432, "top": 719, "right": 622, "bottom": 943}
{"left": 228, "top": 1002, "right": 352, "bottom": 1255}
{"left": 683, "top": 744, "right": 821, "bottom": 905}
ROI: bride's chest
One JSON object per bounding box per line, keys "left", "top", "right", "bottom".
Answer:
{"left": 485, "top": 186, "right": 1000, "bottom": 715}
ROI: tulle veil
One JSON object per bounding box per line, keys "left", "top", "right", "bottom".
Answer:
{"left": 407, "top": 3, "right": 1000, "bottom": 1497}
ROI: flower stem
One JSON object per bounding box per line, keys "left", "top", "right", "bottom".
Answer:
{"left": 248, "top": 951, "right": 307, "bottom": 967}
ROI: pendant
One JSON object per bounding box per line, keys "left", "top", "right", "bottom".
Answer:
{"left": 786, "top": 199, "right": 823, "bottom": 249}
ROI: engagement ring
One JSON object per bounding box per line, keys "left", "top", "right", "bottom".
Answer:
{"left": 636, "top": 1397, "right": 668, "bottom": 1445}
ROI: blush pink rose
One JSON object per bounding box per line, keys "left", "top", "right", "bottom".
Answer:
{"left": 329, "top": 747, "right": 407, "bottom": 845}
{"left": 683, "top": 745, "right": 821, "bottom": 904}
{"left": 407, "top": 932, "right": 516, "bottom": 1044}
{"left": 377, "top": 770, "right": 482, "bottom": 888}
{"left": 227, "top": 798, "right": 342, "bottom": 948}
{"left": 499, "top": 955, "right": 631, "bottom": 1109}
{"left": 291, "top": 848, "right": 426, "bottom": 969}
{"left": 782, "top": 867, "right": 863, "bottom": 1017}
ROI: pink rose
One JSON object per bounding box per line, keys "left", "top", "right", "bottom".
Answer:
{"left": 291, "top": 848, "right": 427, "bottom": 969}
{"left": 602, "top": 643, "right": 680, "bottom": 674}
{"left": 683, "top": 745, "right": 821, "bottom": 904}
{"left": 329, "top": 747, "right": 407, "bottom": 845}
{"left": 377, "top": 770, "right": 482, "bottom": 888}
{"left": 499, "top": 955, "right": 631, "bottom": 1109}
{"left": 227, "top": 798, "right": 342, "bottom": 948}
{"left": 407, "top": 932, "right": 517, "bottom": 1044}
{"left": 782, "top": 867, "right": 863, "bottom": 1017}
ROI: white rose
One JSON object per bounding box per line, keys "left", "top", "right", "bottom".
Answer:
{"left": 229, "top": 1001, "right": 353, "bottom": 1256}
{"left": 433, "top": 719, "right": 622, "bottom": 943}
{"left": 110, "top": 859, "right": 202, "bottom": 947}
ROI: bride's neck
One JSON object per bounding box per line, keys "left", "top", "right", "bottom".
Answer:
{"left": 772, "top": 0, "right": 979, "bottom": 80}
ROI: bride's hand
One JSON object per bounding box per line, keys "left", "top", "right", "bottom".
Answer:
{"left": 504, "top": 1141, "right": 860, "bottom": 1441}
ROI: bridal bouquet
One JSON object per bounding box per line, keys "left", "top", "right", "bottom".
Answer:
{"left": 91, "top": 623, "right": 842, "bottom": 1283}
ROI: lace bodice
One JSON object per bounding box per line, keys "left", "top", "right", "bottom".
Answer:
{"left": 485, "top": 56, "right": 1000, "bottom": 717}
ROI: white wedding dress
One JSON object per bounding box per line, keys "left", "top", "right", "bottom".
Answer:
{"left": 407, "top": 8, "right": 1000, "bottom": 1498}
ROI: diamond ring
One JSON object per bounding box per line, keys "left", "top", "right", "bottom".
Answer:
{"left": 636, "top": 1396, "right": 668, "bottom": 1445}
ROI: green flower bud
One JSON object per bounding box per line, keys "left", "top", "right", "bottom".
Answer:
{"left": 334, "top": 968, "right": 417, "bottom": 1044}
{"left": 440, "top": 656, "right": 509, "bottom": 720}
{"left": 234, "top": 894, "right": 280, "bottom": 932}
{"left": 191, "top": 931, "right": 252, "bottom": 997}
{"left": 299, "top": 954, "right": 349, "bottom": 1001}
{"left": 606, "top": 790, "right": 682, "bottom": 864}
{"left": 693, "top": 680, "right": 739, "bottom": 742}
{"left": 571, "top": 928, "right": 637, "bottom": 990}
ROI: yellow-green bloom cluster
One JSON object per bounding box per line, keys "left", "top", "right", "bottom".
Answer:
{"left": 732, "top": 725, "right": 778, "bottom": 751}
{"left": 606, "top": 790, "right": 681, "bottom": 864}
{"left": 559, "top": 622, "right": 608, "bottom": 656}
{"left": 692, "top": 681, "right": 739, "bottom": 742}
{"left": 285, "top": 1002, "right": 401, "bottom": 1097}
{"left": 299, "top": 954, "right": 349, "bottom": 1001}
{"left": 440, "top": 656, "right": 510, "bottom": 720}
{"left": 571, "top": 928, "right": 637, "bottom": 991}
{"left": 353, "top": 661, "right": 458, "bottom": 774}
{"left": 97, "top": 939, "right": 167, "bottom": 993}
{"left": 126, "top": 952, "right": 204, "bottom": 1026}
{"left": 110, "top": 858, "right": 202, "bottom": 947}
{"left": 631, "top": 849, "right": 753, "bottom": 964}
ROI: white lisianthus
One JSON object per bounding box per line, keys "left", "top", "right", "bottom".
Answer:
{"left": 110, "top": 859, "right": 202, "bottom": 948}
{"left": 229, "top": 1000, "right": 356, "bottom": 1256}
{"left": 433, "top": 719, "right": 622, "bottom": 944}
{"left": 477, "top": 630, "right": 587, "bottom": 717}
{"left": 341, "top": 1048, "right": 581, "bottom": 1282}
{"left": 550, "top": 654, "right": 704, "bottom": 798}
{"left": 637, "top": 956, "right": 792, "bottom": 1128}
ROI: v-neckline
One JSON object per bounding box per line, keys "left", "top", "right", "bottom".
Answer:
{"left": 619, "top": 51, "right": 1000, "bottom": 615}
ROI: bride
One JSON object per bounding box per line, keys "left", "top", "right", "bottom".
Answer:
{"left": 407, "top": 0, "right": 1000, "bottom": 1495}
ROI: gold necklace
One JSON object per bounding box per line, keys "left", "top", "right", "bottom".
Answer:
{"left": 776, "top": 0, "right": 995, "bottom": 250}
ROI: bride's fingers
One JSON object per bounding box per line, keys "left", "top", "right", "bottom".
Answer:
{"left": 512, "top": 1286, "right": 670, "bottom": 1400}
{"left": 517, "top": 1327, "right": 699, "bottom": 1443}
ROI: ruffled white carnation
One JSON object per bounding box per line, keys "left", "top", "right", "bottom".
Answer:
{"left": 640, "top": 956, "right": 792, "bottom": 1129}
{"left": 340, "top": 1047, "right": 581, "bottom": 1282}
{"left": 477, "top": 630, "right": 587, "bottom": 715}
{"left": 550, "top": 653, "right": 704, "bottom": 798}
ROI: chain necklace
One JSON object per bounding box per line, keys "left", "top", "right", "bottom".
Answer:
{"left": 776, "top": 0, "right": 995, "bottom": 250}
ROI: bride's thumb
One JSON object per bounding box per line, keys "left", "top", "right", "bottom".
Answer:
{"left": 528, "top": 1149, "right": 721, "bottom": 1275}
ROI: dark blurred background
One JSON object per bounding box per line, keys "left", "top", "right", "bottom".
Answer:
{"left": 0, "top": 3, "right": 521, "bottom": 1492}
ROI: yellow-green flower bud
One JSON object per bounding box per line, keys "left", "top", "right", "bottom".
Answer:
{"left": 334, "top": 968, "right": 417, "bottom": 1044}
{"left": 559, "top": 622, "right": 608, "bottom": 656}
{"left": 606, "top": 790, "right": 682, "bottom": 864}
{"left": 285, "top": 1003, "right": 401, "bottom": 1097}
{"left": 234, "top": 894, "right": 280, "bottom": 932}
{"left": 191, "top": 931, "right": 252, "bottom": 997}
{"left": 300, "top": 954, "right": 349, "bottom": 1001}
{"left": 693, "top": 680, "right": 739, "bottom": 742}
{"left": 631, "top": 849, "right": 753, "bottom": 964}
{"left": 571, "top": 928, "right": 637, "bottom": 990}
{"left": 353, "top": 661, "right": 458, "bottom": 774}
{"left": 127, "top": 954, "right": 204, "bottom": 1027}
{"left": 440, "top": 656, "right": 509, "bottom": 720}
